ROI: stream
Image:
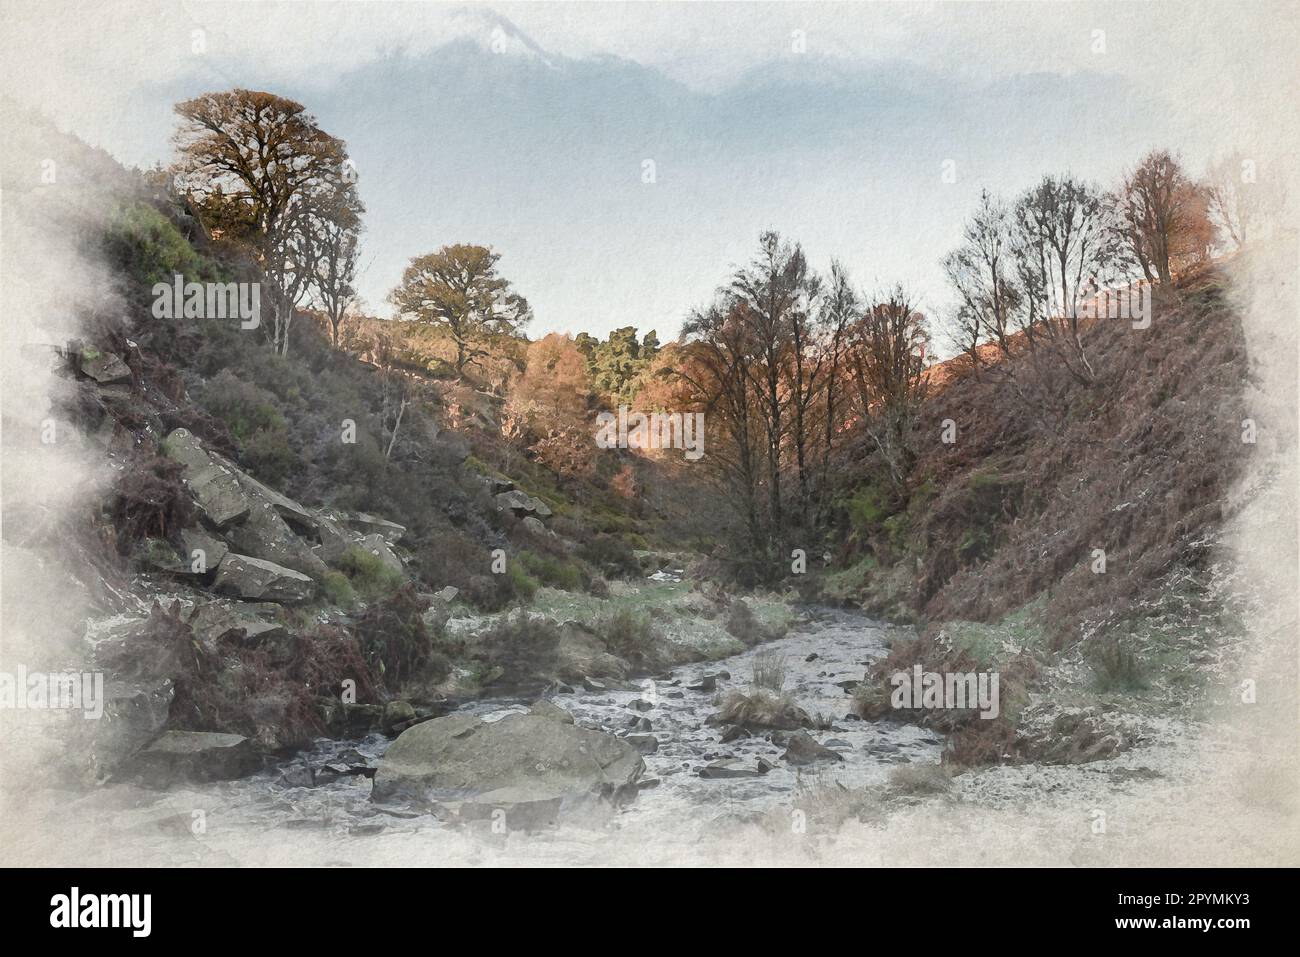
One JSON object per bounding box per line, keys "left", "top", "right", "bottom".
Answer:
{"left": 180, "top": 606, "right": 943, "bottom": 836}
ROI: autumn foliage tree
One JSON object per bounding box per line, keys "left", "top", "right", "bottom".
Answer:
{"left": 172, "top": 89, "right": 362, "bottom": 356}
{"left": 1116, "top": 150, "right": 1213, "bottom": 284}
{"left": 389, "top": 244, "right": 532, "bottom": 376}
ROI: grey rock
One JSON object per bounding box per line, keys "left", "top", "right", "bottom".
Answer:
{"left": 123, "top": 731, "right": 259, "bottom": 786}
{"left": 180, "top": 528, "right": 228, "bottom": 574}
{"left": 494, "top": 489, "right": 536, "bottom": 515}
{"left": 781, "top": 731, "right": 845, "bottom": 766}
{"left": 188, "top": 601, "right": 286, "bottom": 647}
{"left": 699, "top": 759, "right": 760, "bottom": 779}
{"left": 383, "top": 700, "right": 417, "bottom": 734}
{"left": 372, "top": 713, "right": 644, "bottom": 812}
{"left": 345, "top": 511, "right": 406, "bottom": 544}
{"left": 522, "top": 515, "right": 548, "bottom": 536}
{"left": 719, "top": 725, "right": 747, "bottom": 744}
{"left": 224, "top": 499, "right": 329, "bottom": 581}
{"left": 163, "top": 428, "right": 250, "bottom": 528}
{"left": 213, "top": 553, "right": 315, "bottom": 603}
{"left": 625, "top": 734, "right": 659, "bottom": 754}
{"left": 529, "top": 699, "right": 575, "bottom": 724}
{"left": 278, "top": 766, "right": 316, "bottom": 789}
{"left": 79, "top": 350, "right": 131, "bottom": 384}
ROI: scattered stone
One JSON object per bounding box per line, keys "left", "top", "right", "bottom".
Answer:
{"left": 804, "top": 653, "right": 819, "bottom": 662}
{"left": 687, "top": 675, "right": 717, "bottom": 693}
{"left": 781, "top": 731, "right": 844, "bottom": 766}
{"left": 383, "top": 700, "right": 417, "bottom": 734}
{"left": 699, "top": 759, "right": 760, "bottom": 779}
{"left": 627, "top": 716, "right": 653, "bottom": 732}
{"left": 277, "top": 766, "right": 315, "bottom": 788}
{"left": 625, "top": 734, "right": 659, "bottom": 755}
{"left": 522, "top": 515, "right": 548, "bottom": 536}
{"left": 627, "top": 698, "right": 654, "bottom": 712}
{"left": 718, "top": 725, "right": 747, "bottom": 744}
{"left": 835, "top": 679, "right": 860, "bottom": 693}
{"left": 529, "top": 699, "right": 575, "bottom": 724}
{"left": 756, "top": 757, "right": 776, "bottom": 774}
{"left": 435, "top": 586, "right": 459, "bottom": 603}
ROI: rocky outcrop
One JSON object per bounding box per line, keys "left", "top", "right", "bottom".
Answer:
{"left": 78, "top": 349, "right": 131, "bottom": 385}
{"left": 223, "top": 499, "right": 329, "bottom": 581}
{"left": 342, "top": 511, "right": 406, "bottom": 544}
{"left": 494, "top": 489, "right": 552, "bottom": 520}
{"left": 213, "top": 553, "right": 315, "bottom": 603}
{"left": 163, "top": 428, "right": 250, "bottom": 528}
{"left": 372, "top": 712, "right": 644, "bottom": 827}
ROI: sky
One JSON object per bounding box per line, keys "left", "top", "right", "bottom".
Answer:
{"left": 2, "top": 1, "right": 1295, "bottom": 347}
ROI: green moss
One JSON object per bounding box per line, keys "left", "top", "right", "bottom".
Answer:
{"left": 322, "top": 571, "right": 357, "bottom": 608}
{"left": 505, "top": 562, "right": 539, "bottom": 601}
{"left": 519, "top": 550, "right": 583, "bottom": 591}
{"left": 338, "top": 546, "right": 405, "bottom": 601}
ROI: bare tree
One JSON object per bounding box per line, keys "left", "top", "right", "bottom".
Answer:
{"left": 943, "top": 189, "right": 1022, "bottom": 367}
{"left": 728, "top": 232, "right": 819, "bottom": 551}
{"left": 847, "top": 286, "right": 929, "bottom": 489}
{"left": 1205, "top": 152, "right": 1283, "bottom": 252}
{"left": 679, "top": 300, "right": 768, "bottom": 564}
{"left": 1009, "top": 174, "right": 1128, "bottom": 384}
{"left": 311, "top": 203, "right": 361, "bottom": 349}
{"left": 1116, "top": 150, "right": 1210, "bottom": 284}
{"left": 815, "top": 260, "right": 859, "bottom": 520}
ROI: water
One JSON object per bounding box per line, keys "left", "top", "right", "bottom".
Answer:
{"left": 190, "top": 606, "right": 943, "bottom": 835}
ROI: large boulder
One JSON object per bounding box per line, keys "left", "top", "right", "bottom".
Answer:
{"left": 87, "top": 678, "right": 175, "bottom": 780}
{"left": 180, "top": 528, "right": 228, "bottom": 574}
{"left": 223, "top": 499, "right": 329, "bottom": 581}
{"left": 79, "top": 349, "right": 131, "bottom": 385}
{"left": 163, "top": 428, "right": 250, "bottom": 528}
{"left": 494, "top": 489, "right": 536, "bottom": 515}
{"left": 372, "top": 712, "right": 644, "bottom": 825}
{"left": 188, "top": 600, "right": 286, "bottom": 648}
{"left": 213, "top": 553, "right": 315, "bottom": 603}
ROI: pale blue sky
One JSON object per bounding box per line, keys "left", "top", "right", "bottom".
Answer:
{"left": 3, "top": 1, "right": 1291, "bottom": 347}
